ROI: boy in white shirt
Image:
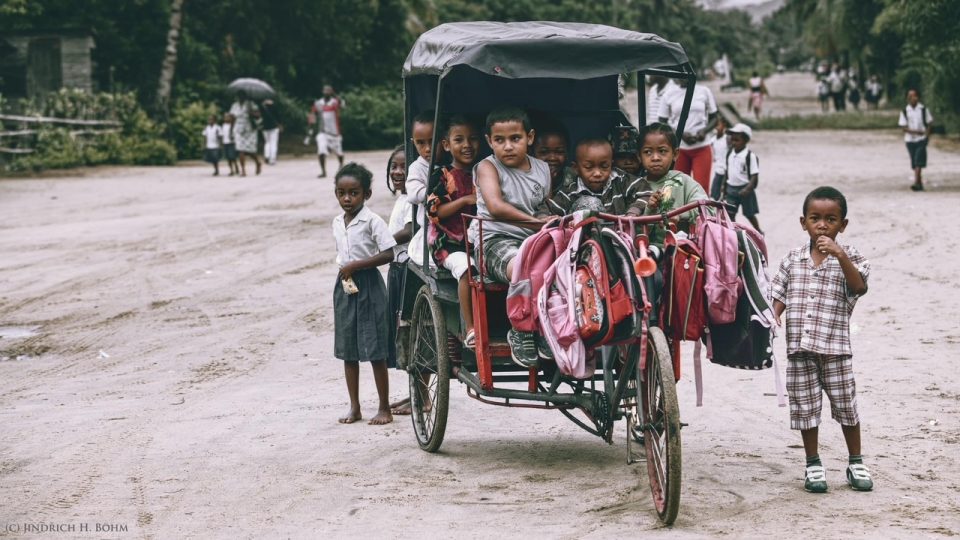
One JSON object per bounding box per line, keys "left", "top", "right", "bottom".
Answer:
{"left": 898, "top": 89, "right": 934, "bottom": 192}
{"left": 722, "top": 123, "right": 762, "bottom": 233}
{"left": 709, "top": 117, "right": 728, "bottom": 200}
{"left": 202, "top": 115, "right": 222, "bottom": 176}
{"left": 404, "top": 110, "right": 440, "bottom": 268}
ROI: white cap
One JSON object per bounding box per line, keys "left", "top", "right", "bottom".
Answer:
{"left": 727, "top": 123, "right": 753, "bottom": 140}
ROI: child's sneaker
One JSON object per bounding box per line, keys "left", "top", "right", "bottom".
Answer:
{"left": 804, "top": 464, "right": 828, "bottom": 493}
{"left": 846, "top": 463, "right": 874, "bottom": 491}
{"left": 535, "top": 334, "right": 554, "bottom": 360}
{"left": 507, "top": 329, "right": 539, "bottom": 368}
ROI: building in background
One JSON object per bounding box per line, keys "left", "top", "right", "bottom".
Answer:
{"left": 0, "top": 29, "right": 95, "bottom": 99}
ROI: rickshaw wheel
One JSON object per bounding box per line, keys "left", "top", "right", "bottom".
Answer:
{"left": 639, "top": 327, "right": 682, "bottom": 525}
{"left": 408, "top": 286, "right": 450, "bottom": 453}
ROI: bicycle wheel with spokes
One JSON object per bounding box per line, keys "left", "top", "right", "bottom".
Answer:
{"left": 408, "top": 286, "right": 450, "bottom": 452}
{"left": 639, "top": 327, "right": 682, "bottom": 524}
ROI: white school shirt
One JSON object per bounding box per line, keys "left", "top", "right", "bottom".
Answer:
{"left": 404, "top": 155, "right": 434, "bottom": 267}
{"left": 388, "top": 195, "right": 413, "bottom": 263}
{"left": 221, "top": 123, "right": 234, "bottom": 144}
{"left": 646, "top": 79, "right": 678, "bottom": 125}
{"left": 725, "top": 147, "right": 760, "bottom": 188}
{"left": 332, "top": 206, "right": 396, "bottom": 267}
{"left": 898, "top": 103, "right": 933, "bottom": 143}
{"left": 711, "top": 134, "right": 728, "bottom": 176}
{"left": 658, "top": 84, "right": 718, "bottom": 150}
{"left": 203, "top": 124, "right": 221, "bottom": 149}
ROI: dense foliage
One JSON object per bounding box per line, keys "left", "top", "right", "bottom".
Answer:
{"left": 2, "top": 0, "right": 956, "bottom": 164}
{"left": 766, "top": 0, "right": 959, "bottom": 132}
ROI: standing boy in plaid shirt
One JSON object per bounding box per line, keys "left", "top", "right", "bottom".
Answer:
{"left": 771, "top": 186, "right": 873, "bottom": 493}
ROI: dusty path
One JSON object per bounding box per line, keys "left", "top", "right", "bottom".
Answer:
{"left": 1, "top": 126, "right": 959, "bottom": 538}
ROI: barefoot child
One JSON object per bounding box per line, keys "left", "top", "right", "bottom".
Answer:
{"left": 641, "top": 122, "right": 708, "bottom": 235}
{"left": 474, "top": 107, "right": 551, "bottom": 367}
{"left": 898, "top": 89, "right": 934, "bottom": 192}
{"left": 428, "top": 116, "right": 480, "bottom": 347}
{"left": 332, "top": 163, "right": 396, "bottom": 425}
{"left": 550, "top": 138, "right": 649, "bottom": 216}
{"left": 202, "top": 114, "right": 222, "bottom": 176}
{"left": 771, "top": 186, "right": 872, "bottom": 493}
{"left": 722, "top": 123, "right": 763, "bottom": 233}
{"left": 386, "top": 146, "right": 412, "bottom": 370}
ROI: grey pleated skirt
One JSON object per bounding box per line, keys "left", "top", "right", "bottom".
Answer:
{"left": 334, "top": 268, "right": 389, "bottom": 362}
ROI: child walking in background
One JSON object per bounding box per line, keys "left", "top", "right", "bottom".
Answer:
{"left": 428, "top": 116, "right": 480, "bottom": 347}
{"left": 709, "top": 117, "right": 727, "bottom": 200}
{"left": 771, "top": 186, "right": 872, "bottom": 493}
{"left": 899, "top": 89, "right": 934, "bottom": 192}
{"left": 332, "top": 163, "right": 397, "bottom": 425}
{"left": 722, "top": 123, "right": 763, "bottom": 233}
{"left": 202, "top": 114, "right": 222, "bottom": 176}
{"left": 221, "top": 113, "right": 239, "bottom": 176}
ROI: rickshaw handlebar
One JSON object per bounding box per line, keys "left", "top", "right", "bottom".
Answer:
{"left": 594, "top": 199, "right": 724, "bottom": 225}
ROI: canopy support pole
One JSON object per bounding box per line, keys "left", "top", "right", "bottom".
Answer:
{"left": 421, "top": 76, "right": 445, "bottom": 269}
{"left": 637, "top": 71, "right": 646, "bottom": 126}
{"left": 674, "top": 64, "right": 697, "bottom": 142}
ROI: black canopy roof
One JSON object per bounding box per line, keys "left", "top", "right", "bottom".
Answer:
{"left": 403, "top": 21, "right": 690, "bottom": 80}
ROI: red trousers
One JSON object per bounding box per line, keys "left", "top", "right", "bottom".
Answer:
{"left": 676, "top": 145, "right": 713, "bottom": 193}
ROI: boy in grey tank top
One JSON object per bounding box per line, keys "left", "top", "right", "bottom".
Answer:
{"left": 474, "top": 107, "right": 551, "bottom": 367}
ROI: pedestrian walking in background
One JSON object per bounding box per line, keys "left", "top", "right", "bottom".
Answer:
{"left": 202, "top": 114, "right": 222, "bottom": 176}
{"left": 229, "top": 90, "right": 262, "bottom": 176}
{"left": 827, "top": 65, "right": 846, "bottom": 112}
{"left": 865, "top": 76, "right": 882, "bottom": 110}
{"left": 658, "top": 78, "right": 718, "bottom": 193}
{"left": 747, "top": 71, "right": 768, "bottom": 120}
{"left": 311, "top": 84, "right": 345, "bottom": 178}
{"left": 261, "top": 98, "right": 281, "bottom": 165}
{"left": 898, "top": 89, "right": 934, "bottom": 192}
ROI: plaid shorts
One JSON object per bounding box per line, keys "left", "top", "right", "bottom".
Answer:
{"left": 482, "top": 234, "right": 522, "bottom": 283}
{"left": 787, "top": 352, "right": 859, "bottom": 430}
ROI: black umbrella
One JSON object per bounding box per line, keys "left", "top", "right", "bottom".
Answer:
{"left": 227, "top": 78, "right": 275, "bottom": 100}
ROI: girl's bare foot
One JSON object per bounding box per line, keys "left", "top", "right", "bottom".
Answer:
{"left": 338, "top": 407, "right": 361, "bottom": 424}
{"left": 390, "top": 397, "right": 411, "bottom": 415}
{"left": 368, "top": 410, "right": 393, "bottom": 425}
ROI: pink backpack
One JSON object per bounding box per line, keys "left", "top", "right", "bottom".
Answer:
{"left": 506, "top": 219, "right": 572, "bottom": 333}
{"left": 538, "top": 225, "right": 592, "bottom": 378}
{"left": 695, "top": 203, "right": 740, "bottom": 325}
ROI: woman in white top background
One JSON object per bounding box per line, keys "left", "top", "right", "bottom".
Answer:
{"left": 658, "top": 78, "right": 719, "bottom": 193}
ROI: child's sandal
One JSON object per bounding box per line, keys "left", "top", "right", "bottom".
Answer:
{"left": 846, "top": 463, "right": 874, "bottom": 491}
{"left": 804, "top": 464, "right": 828, "bottom": 493}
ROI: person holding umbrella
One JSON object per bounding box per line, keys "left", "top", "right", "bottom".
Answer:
{"left": 310, "top": 84, "right": 345, "bottom": 178}
{"left": 228, "top": 88, "right": 263, "bottom": 176}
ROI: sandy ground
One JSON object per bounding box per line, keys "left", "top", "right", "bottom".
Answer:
{"left": 2, "top": 88, "right": 960, "bottom": 538}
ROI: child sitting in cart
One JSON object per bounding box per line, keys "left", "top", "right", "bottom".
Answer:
{"left": 611, "top": 125, "right": 642, "bottom": 177}
{"left": 427, "top": 115, "right": 481, "bottom": 348}
{"left": 405, "top": 110, "right": 441, "bottom": 268}
{"left": 531, "top": 117, "right": 570, "bottom": 194}
{"left": 549, "top": 138, "right": 650, "bottom": 216}
{"left": 473, "top": 107, "right": 552, "bottom": 368}
{"left": 641, "top": 122, "right": 708, "bottom": 236}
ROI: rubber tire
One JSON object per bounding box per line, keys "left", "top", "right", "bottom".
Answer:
{"left": 408, "top": 286, "right": 450, "bottom": 452}
{"left": 640, "top": 327, "right": 682, "bottom": 525}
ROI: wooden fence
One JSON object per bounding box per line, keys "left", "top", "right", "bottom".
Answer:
{"left": 0, "top": 114, "right": 121, "bottom": 156}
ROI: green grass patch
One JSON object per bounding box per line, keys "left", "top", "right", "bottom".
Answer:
{"left": 757, "top": 111, "right": 899, "bottom": 130}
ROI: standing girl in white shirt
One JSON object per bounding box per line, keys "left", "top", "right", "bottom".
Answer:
{"left": 332, "top": 163, "right": 397, "bottom": 425}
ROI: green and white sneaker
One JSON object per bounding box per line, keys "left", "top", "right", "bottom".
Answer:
{"left": 535, "top": 334, "right": 554, "bottom": 360}
{"left": 804, "top": 464, "right": 828, "bottom": 493}
{"left": 507, "top": 329, "right": 539, "bottom": 369}
{"left": 846, "top": 463, "right": 874, "bottom": 491}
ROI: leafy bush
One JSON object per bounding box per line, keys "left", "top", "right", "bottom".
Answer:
{"left": 3, "top": 89, "right": 176, "bottom": 172}
{"left": 339, "top": 85, "right": 404, "bottom": 150}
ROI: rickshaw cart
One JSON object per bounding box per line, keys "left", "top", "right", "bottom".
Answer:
{"left": 396, "top": 22, "right": 703, "bottom": 525}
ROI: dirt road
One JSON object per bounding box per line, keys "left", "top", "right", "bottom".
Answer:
{"left": 2, "top": 126, "right": 959, "bottom": 538}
